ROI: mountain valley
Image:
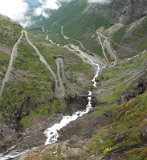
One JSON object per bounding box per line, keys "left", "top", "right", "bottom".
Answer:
{"left": 0, "top": 0, "right": 147, "bottom": 160}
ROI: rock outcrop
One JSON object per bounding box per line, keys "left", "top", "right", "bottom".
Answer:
{"left": 89, "top": 0, "right": 147, "bottom": 24}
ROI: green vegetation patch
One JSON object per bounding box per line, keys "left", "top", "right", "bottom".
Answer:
{"left": 0, "top": 51, "right": 9, "bottom": 66}
{"left": 0, "top": 15, "right": 21, "bottom": 47}
{"left": 0, "top": 51, "right": 9, "bottom": 80}
{"left": 112, "top": 26, "right": 127, "bottom": 47}
{"left": 125, "top": 17, "right": 147, "bottom": 42}
{"left": 86, "top": 92, "right": 147, "bottom": 159}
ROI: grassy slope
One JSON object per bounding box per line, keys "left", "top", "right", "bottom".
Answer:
{"left": 0, "top": 51, "right": 9, "bottom": 81}
{"left": 112, "top": 16, "right": 147, "bottom": 58}
{"left": 96, "top": 50, "right": 147, "bottom": 103}
{"left": 124, "top": 17, "right": 147, "bottom": 43}
{"left": 86, "top": 51, "right": 147, "bottom": 159}
{"left": 112, "top": 17, "right": 147, "bottom": 45}
{"left": 86, "top": 92, "right": 147, "bottom": 160}
{"left": 0, "top": 15, "right": 21, "bottom": 82}
{"left": 0, "top": 38, "right": 54, "bottom": 128}
{"left": 0, "top": 15, "right": 21, "bottom": 47}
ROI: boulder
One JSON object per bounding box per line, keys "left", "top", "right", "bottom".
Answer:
{"left": 113, "top": 132, "right": 130, "bottom": 144}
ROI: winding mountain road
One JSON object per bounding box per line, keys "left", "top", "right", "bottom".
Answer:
{"left": 0, "top": 22, "right": 146, "bottom": 160}
{"left": 101, "top": 63, "right": 135, "bottom": 87}
{"left": 55, "top": 57, "right": 92, "bottom": 97}
{"left": 24, "top": 30, "right": 65, "bottom": 98}
{"left": 0, "top": 31, "right": 24, "bottom": 97}
{"left": 54, "top": 25, "right": 145, "bottom": 94}
{"left": 1, "top": 28, "right": 143, "bottom": 99}
{"left": 97, "top": 32, "right": 109, "bottom": 65}
{"left": 96, "top": 31, "right": 118, "bottom": 65}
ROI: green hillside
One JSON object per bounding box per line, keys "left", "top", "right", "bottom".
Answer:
{"left": 0, "top": 14, "right": 21, "bottom": 47}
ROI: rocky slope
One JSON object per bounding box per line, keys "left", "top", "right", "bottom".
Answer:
{"left": 89, "top": 0, "right": 147, "bottom": 24}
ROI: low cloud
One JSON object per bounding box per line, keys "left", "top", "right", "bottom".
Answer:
{"left": 0, "top": 0, "right": 111, "bottom": 27}
{"left": 0, "top": 0, "right": 29, "bottom": 27}
{"left": 34, "top": 0, "right": 61, "bottom": 18}
{"left": 33, "top": 0, "right": 73, "bottom": 18}
{"left": 88, "top": 0, "right": 111, "bottom": 4}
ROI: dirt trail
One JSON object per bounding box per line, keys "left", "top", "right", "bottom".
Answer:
{"left": 0, "top": 31, "right": 24, "bottom": 97}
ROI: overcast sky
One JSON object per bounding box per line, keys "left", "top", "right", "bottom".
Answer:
{"left": 0, "top": 0, "right": 62, "bottom": 26}
{"left": 0, "top": 0, "right": 109, "bottom": 27}
{"left": 89, "top": 0, "right": 110, "bottom": 3}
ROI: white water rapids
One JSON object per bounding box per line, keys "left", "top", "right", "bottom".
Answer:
{"left": 44, "top": 91, "right": 93, "bottom": 145}
{"left": 0, "top": 150, "right": 29, "bottom": 160}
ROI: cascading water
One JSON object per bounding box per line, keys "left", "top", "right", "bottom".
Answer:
{"left": 65, "top": 45, "right": 100, "bottom": 87}
{"left": 44, "top": 91, "right": 92, "bottom": 145}
{"left": 0, "top": 149, "right": 29, "bottom": 160}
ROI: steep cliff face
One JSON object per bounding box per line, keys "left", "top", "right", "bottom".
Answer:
{"left": 89, "top": 0, "right": 147, "bottom": 24}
